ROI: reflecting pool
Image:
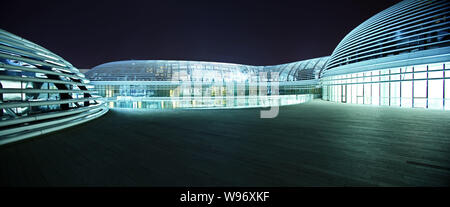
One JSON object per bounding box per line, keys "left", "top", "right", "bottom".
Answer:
{"left": 107, "top": 94, "right": 313, "bottom": 109}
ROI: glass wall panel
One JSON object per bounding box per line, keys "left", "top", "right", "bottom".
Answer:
{"left": 428, "top": 79, "right": 443, "bottom": 109}
{"left": 363, "top": 73, "right": 370, "bottom": 84}
{"left": 401, "top": 81, "right": 412, "bottom": 108}
{"left": 336, "top": 84, "right": 341, "bottom": 102}
{"left": 414, "top": 80, "right": 427, "bottom": 108}
{"left": 356, "top": 84, "right": 363, "bottom": 104}
{"left": 414, "top": 72, "right": 427, "bottom": 80}
{"left": 322, "top": 62, "right": 447, "bottom": 110}
{"left": 414, "top": 64, "right": 427, "bottom": 72}
{"left": 357, "top": 73, "right": 363, "bottom": 83}
{"left": 380, "top": 73, "right": 389, "bottom": 81}
{"left": 380, "top": 82, "right": 389, "bottom": 106}
{"left": 351, "top": 84, "right": 357, "bottom": 104}
{"left": 402, "top": 67, "right": 413, "bottom": 80}
{"left": 372, "top": 74, "right": 380, "bottom": 82}
{"left": 326, "top": 86, "right": 330, "bottom": 101}
{"left": 414, "top": 80, "right": 427, "bottom": 97}
{"left": 391, "top": 68, "right": 400, "bottom": 74}
{"left": 391, "top": 82, "right": 400, "bottom": 107}
{"left": 391, "top": 74, "right": 400, "bottom": 81}
{"left": 372, "top": 83, "right": 379, "bottom": 105}
{"left": 429, "top": 63, "right": 444, "bottom": 71}
{"left": 445, "top": 79, "right": 450, "bottom": 110}
{"left": 402, "top": 72, "right": 413, "bottom": 80}
{"left": 330, "top": 85, "right": 334, "bottom": 101}
{"left": 348, "top": 84, "right": 353, "bottom": 103}
{"left": 364, "top": 83, "right": 371, "bottom": 104}
{"left": 429, "top": 71, "right": 443, "bottom": 79}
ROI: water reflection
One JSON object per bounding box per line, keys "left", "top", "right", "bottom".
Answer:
{"left": 108, "top": 94, "right": 313, "bottom": 109}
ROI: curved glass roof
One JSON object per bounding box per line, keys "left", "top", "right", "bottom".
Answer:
{"left": 324, "top": 0, "right": 450, "bottom": 74}
{"left": 85, "top": 56, "right": 329, "bottom": 82}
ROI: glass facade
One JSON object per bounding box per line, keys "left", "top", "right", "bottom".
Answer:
{"left": 321, "top": 0, "right": 449, "bottom": 110}
{"left": 93, "top": 82, "right": 319, "bottom": 98}
{"left": 86, "top": 58, "right": 329, "bottom": 82}
{"left": 85, "top": 58, "right": 327, "bottom": 109}
{"left": 322, "top": 62, "right": 449, "bottom": 109}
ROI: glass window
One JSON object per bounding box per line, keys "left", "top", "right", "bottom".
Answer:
{"left": 391, "top": 82, "right": 400, "bottom": 107}
{"left": 333, "top": 85, "right": 339, "bottom": 102}
{"left": 446, "top": 79, "right": 450, "bottom": 100}
{"left": 429, "top": 63, "right": 444, "bottom": 71}
{"left": 402, "top": 73, "right": 413, "bottom": 80}
{"left": 391, "top": 74, "right": 400, "bottom": 81}
{"left": 414, "top": 80, "right": 427, "bottom": 98}
{"left": 413, "top": 80, "right": 427, "bottom": 108}
{"left": 446, "top": 79, "right": 450, "bottom": 110}
{"left": 372, "top": 74, "right": 380, "bottom": 82}
{"left": 356, "top": 83, "right": 363, "bottom": 97}
{"left": 356, "top": 84, "right": 363, "bottom": 104}
{"left": 357, "top": 76, "right": 363, "bottom": 83}
{"left": 0, "top": 80, "right": 20, "bottom": 89}
{"left": 429, "top": 71, "right": 444, "bottom": 79}
{"left": 391, "top": 68, "right": 400, "bottom": 74}
{"left": 414, "top": 72, "right": 427, "bottom": 80}
{"left": 364, "top": 83, "right": 371, "bottom": 104}
{"left": 352, "top": 84, "right": 357, "bottom": 104}
{"left": 3, "top": 93, "right": 22, "bottom": 101}
{"left": 380, "top": 82, "right": 389, "bottom": 106}
{"left": 404, "top": 66, "right": 413, "bottom": 73}
{"left": 372, "top": 83, "right": 379, "bottom": 105}
{"left": 428, "top": 79, "right": 443, "bottom": 109}
{"left": 337, "top": 85, "right": 341, "bottom": 102}
{"left": 348, "top": 84, "right": 353, "bottom": 104}
{"left": 414, "top": 64, "right": 427, "bottom": 72}
{"left": 402, "top": 81, "right": 412, "bottom": 108}
{"left": 363, "top": 75, "right": 370, "bottom": 83}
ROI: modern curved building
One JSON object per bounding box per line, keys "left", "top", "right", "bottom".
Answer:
{"left": 1, "top": 0, "right": 449, "bottom": 145}
{"left": 321, "top": 0, "right": 450, "bottom": 109}
{"left": 85, "top": 57, "right": 328, "bottom": 109}
{"left": 1, "top": 0, "right": 450, "bottom": 187}
{"left": 0, "top": 29, "right": 108, "bottom": 145}
{"left": 84, "top": 0, "right": 450, "bottom": 110}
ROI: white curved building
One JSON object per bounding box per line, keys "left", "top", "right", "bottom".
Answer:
{"left": 322, "top": 0, "right": 450, "bottom": 109}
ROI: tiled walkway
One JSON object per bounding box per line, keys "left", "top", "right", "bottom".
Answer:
{"left": 1, "top": 100, "right": 449, "bottom": 186}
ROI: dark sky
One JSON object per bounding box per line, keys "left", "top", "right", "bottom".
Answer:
{"left": 1, "top": 0, "right": 401, "bottom": 68}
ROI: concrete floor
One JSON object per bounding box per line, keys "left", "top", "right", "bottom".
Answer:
{"left": 0, "top": 100, "right": 449, "bottom": 186}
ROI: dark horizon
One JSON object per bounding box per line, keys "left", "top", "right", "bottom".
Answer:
{"left": 1, "top": 0, "right": 401, "bottom": 68}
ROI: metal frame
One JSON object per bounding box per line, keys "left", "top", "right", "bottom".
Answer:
{"left": 0, "top": 29, "right": 108, "bottom": 145}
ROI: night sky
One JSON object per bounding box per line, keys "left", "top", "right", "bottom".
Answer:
{"left": 1, "top": 0, "right": 401, "bottom": 68}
